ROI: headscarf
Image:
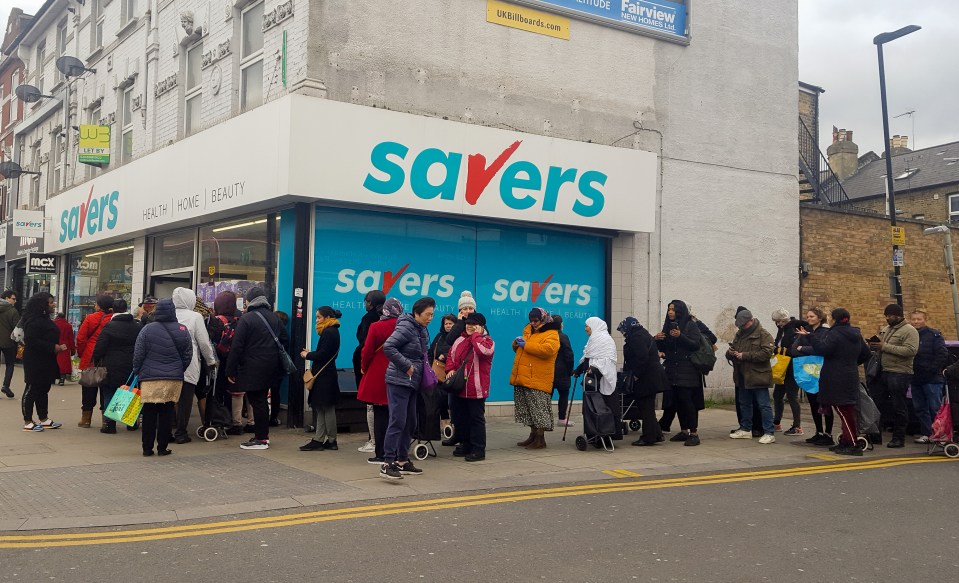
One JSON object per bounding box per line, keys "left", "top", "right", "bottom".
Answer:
{"left": 380, "top": 298, "right": 403, "bottom": 320}
{"left": 214, "top": 291, "right": 238, "bottom": 317}
{"left": 616, "top": 316, "right": 639, "bottom": 335}
{"left": 580, "top": 316, "right": 617, "bottom": 395}
{"left": 662, "top": 299, "right": 691, "bottom": 333}
{"left": 528, "top": 307, "right": 553, "bottom": 325}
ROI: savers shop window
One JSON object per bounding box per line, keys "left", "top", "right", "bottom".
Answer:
{"left": 196, "top": 215, "right": 278, "bottom": 306}
{"left": 67, "top": 245, "right": 135, "bottom": 331}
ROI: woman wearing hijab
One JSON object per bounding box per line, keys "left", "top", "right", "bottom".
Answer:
{"left": 300, "top": 306, "right": 342, "bottom": 451}
{"left": 655, "top": 300, "right": 705, "bottom": 446}
{"left": 573, "top": 317, "right": 618, "bottom": 395}
{"left": 358, "top": 298, "right": 403, "bottom": 464}
{"left": 511, "top": 307, "right": 561, "bottom": 450}
{"left": 618, "top": 317, "right": 668, "bottom": 446}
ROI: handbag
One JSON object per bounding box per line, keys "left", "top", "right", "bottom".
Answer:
{"left": 770, "top": 347, "right": 791, "bottom": 385}
{"left": 438, "top": 343, "right": 474, "bottom": 395}
{"left": 419, "top": 352, "right": 438, "bottom": 393}
{"left": 865, "top": 353, "right": 882, "bottom": 382}
{"left": 792, "top": 355, "right": 824, "bottom": 394}
{"left": 253, "top": 311, "right": 297, "bottom": 375}
{"left": 80, "top": 365, "right": 107, "bottom": 386}
{"left": 303, "top": 352, "right": 338, "bottom": 390}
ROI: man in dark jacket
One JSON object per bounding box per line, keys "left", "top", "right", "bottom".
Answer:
{"left": 772, "top": 308, "right": 808, "bottom": 436}
{"left": 728, "top": 309, "right": 776, "bottom": 443}
{"left": 226, "top": 288, "right": 289, "bottom": 450}
{"left": 0, "top": 290, "right": 19, "bottom": 398}
{"left": 619, "top": 317, "right": 667, "bottom": 446}
{"left": 552, "top": 315, "right": 575, "bottom": 426}
{"left": 909, "top": 310, "right": 948, "bottom": 442}
{"left": 92, "top": 299, "right": 142, "bottom": 433}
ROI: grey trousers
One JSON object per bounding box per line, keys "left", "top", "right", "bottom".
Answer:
{"left": 313, "top": 405, "right": 337, "bottom": 442}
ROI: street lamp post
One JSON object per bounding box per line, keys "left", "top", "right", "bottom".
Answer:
{"left": 875, "top": 25, "right": 921, "bottom": 307}
{"left": 923, "top": 226, "right": 959, "bottom": 340}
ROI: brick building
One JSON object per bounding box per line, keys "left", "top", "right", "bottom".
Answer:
{"left": 0, "top": 8, "right": 31, "bottom": 222}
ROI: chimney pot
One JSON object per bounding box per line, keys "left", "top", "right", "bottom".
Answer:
{"left": 847, "top": 130, "right": 853, "bottom": 142}
{"left": 901, "top": 136, "right": 908, "bottom": 149}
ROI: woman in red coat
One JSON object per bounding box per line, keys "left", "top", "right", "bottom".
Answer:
{"left": 53, "top": 313, "right": 76, "bottom": 385}
{"left": 357, "top": 298, "right": 402, "bottom": 464}
{"left": 75, "top": 295, "right": 114, "bottom": 427}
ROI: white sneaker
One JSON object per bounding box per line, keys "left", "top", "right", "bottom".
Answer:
{"left": 729, "top": 429, "right": 752, "bottom": 439}
{"left": 758, "top": 433, "right": 776, "bottom": 444}
{"left": 558, "top": 418, "right": 574, "bottom": 427}
{"left": 358, "top": 439, "right": 375, "bottom": 453}
{"left": 914, "top": 435, "right": 930, "bottom": 444}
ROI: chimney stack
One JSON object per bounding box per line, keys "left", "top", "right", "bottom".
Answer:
{"left": 889, "top": 135, "right": 912, "bottom": 156}
{"left": 827, "top": 126, "right": 859, "bottom": 181}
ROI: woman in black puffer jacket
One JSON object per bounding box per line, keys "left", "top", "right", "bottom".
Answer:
{"left": 92, "top": 299, "right": 142, "bottom": 434}
{"left": 132, "top": 299, "right": 193, "bottom": 456}
{"left": 655, "top": 299, "right": 704, "bottom": 446}
{"left": 379, "top": 297, "right": 435, "bottom": 480}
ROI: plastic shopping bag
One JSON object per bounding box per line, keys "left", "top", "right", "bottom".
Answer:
{"left": 104, "top": 375, "right": 142, "bottom": 426}
{"left": 770, "top": 347, "right": 791, "bottom": 385}
{"left": 792, "top": 355, "right": 823, "bottom": 394}
{"left": 69, "top": 356, "right": 81, "bottom": 383}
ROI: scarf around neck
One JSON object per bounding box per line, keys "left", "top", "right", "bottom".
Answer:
{"left": 316, "top": 318, "right": 340, "bottom": 335}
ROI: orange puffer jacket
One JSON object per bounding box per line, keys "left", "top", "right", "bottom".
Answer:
{"left": 509, "top": 322, "right": 560, "bottom": 393}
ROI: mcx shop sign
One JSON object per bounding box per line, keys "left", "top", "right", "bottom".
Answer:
{"left": 27, "top": 253, "right": 58, "bottom": 275}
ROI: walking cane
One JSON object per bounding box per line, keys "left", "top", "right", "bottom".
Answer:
{"left": 563, "top": 375, "right": 582, "bottom": 442}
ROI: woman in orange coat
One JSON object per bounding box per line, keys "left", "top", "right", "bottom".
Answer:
{"left": 511, "top": 307, "right": 560, "bottom": 450}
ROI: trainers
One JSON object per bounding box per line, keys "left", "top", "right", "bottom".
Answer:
{"left": 39, "top": 419, "right": 62, "bottom": 429}
{"left": 773, "top": 423, "right": 782, "bottom": 433}
{"left": 22, "top": 422, "right": 44, "bottom": 432}
{"left": 669, "top": 432, "right": 688, "bottom": 442}
{"left": 358, "top": 439, "right": 375, "bottom": 453}
{"left": 557, "top": 418, "right": 574, "bottom": 427}
{"left": 239, "top": 439, "right": 269, "bottom": 450}
{"left": 812, "top": 434, "right": 835, "bottom": 446}
{"left": 380, "top": 462, "right": 403, "bottom": 480}
{"left": 758, "top": 433, "right": 776, "bottom": 444}
{"left": 1, "top": 386, "right": 13, "bottom": 398}
{"left": 729, "top": 429, "right": 752, "bottom": 439}
{"left": 914, "top": 435, "right": 930, "bottom": 444}
{"left": 367, "top": 456, "right": 385, "bottom": 464}
{"left": 784, "top": 426, "right": 804, "bottom": 436}
{"left": 684, "top": 434, "right": 701, "bottom": 446}
{"left": 398, "top": 461, "right": 423, "bottom": 475}
{"left": 835, "top": 444, "right": 863, "bottom": 456}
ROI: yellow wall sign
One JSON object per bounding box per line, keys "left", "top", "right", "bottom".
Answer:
{"left": 78, "top": 125, "right": 111, "bottom": 165}
{"left": 891, "top": 226, "right": 906, "bottom": 245}
{"left": 487, "top": 0, "right": 570, "bottom": 40}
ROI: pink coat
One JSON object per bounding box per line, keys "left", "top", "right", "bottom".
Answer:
{"left": 446, "top": 332, "right": 494, "bottom": 399}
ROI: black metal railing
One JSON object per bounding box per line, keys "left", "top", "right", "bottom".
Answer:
{"left": 798, "top": 116, "right": 854, "bottom": 206}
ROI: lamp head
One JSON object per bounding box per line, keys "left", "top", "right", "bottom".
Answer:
{"left": 874, "top": 25, "right": 921, "bottom": 45}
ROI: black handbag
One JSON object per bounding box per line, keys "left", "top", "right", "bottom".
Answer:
{"left": 439, "top": 345, "right": 473, "bottom": 395}
{"left": 865, "top": 353, "right": 881, "bottom": 382}
{"left": 253, "top": 311, "right": 297, "bottom": 375}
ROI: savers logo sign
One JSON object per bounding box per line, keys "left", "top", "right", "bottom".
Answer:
{"left": 334, "top": 264, "right": 456, "bottom": 298}
{"left": 363, "top": 140, "right": 606, "bottom": 219}
{"left": 58, "top": 185, "right": 120, "bottom": 243}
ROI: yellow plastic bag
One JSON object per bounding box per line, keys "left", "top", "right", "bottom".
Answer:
{"left": 120, "top": 388, "right": 142, "bottom": 427}
{"left": 770, "top": 347, "right": 791, "bottom": 385}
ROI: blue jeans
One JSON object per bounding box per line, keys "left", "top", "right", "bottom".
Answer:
{"left": 738, "top": 387, "right": 774, "bottom": 435}
{"left": 912, "top": 382, "right": 944, "bottom": 437}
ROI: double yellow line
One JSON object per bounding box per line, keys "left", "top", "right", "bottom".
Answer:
{"left": 0, "top": 455, "right": 951, "bottom": 548}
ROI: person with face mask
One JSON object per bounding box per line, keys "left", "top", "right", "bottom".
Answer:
{"left": 867, "top": 304, "right": 919, "bottom": 449}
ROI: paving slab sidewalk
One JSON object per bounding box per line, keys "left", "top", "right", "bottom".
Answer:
{"left": 0, "top": 368, "right": 930, "bottom": 531}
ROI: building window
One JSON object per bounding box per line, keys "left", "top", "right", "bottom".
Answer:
{"left": 55, "top": 21, "right": 68, "bottom": 83}
{"left": 121, "top": 87, "right": 133, "bottom": 163}
{"left": 197, "top": 214, "right": 279, "bottom": 305}
{"left": 67, "top": 244, "right": 135, "bottom": 331}
{"left": 29, "top": 143, "right": 41, "bottom": 209}
{"left": 950, "top": 194, "right": 959, "bottom": 223}
{"left": 123, "top": 0, "right": 138, "bottom": 23}
{"left": 51, "top": 134, "right": 64, "bottom": 197}
{"left": 36, "top": 41, "right": 46, "bottom": 94}
{"left": 240, "top": 1, "right": 264, "bottom": 112}
{"left": 92, "top": 0, "right": 105, "bottom": 48}
{"left": 184, "top": 41, "right": 203, "bottom": 136}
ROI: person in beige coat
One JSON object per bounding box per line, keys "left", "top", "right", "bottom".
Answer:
{"left": 866, "top": 303, "right": 919, "bottom": 448}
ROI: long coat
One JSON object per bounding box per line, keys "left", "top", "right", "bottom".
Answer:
{"left": 306, "top": 324, "right": 340, "bottom": 408}
{"left": 623, "top": 325, "right": 668, "bottom": 397}
{"left": 809, "top": 323, "right": 871, "bottom": 406}
{"left": 553, "top": 331, "right": 575, "bottom": 391}
{"left": 729, "top": 321, "right": 775, "bottom": 389}
{"left": 53, "top": 316, "right": 76, "bottom": 375}
{"left": 657, "top": 318, "right": 703, "bottom": 388}
{"left": 509, "top": 321, "right": 560, "bottom": 393}
{"left": 92, "top": 314, "right": 142, "bottom": 390}
{"left": 358, "top": 318, "right": 397, "bottom": 406}
{"left": 225, "top": 304, "right": 289, "bottom": 393}
{"left": 76, "top": 311, "right": 112, "bottom": 371}
{"left": 23, "top": 315, "right": 60, "bottom": 387}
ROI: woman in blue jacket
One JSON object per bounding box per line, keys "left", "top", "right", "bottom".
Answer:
{"left": 132, "top": 299, "right": 193, "bottom": 457}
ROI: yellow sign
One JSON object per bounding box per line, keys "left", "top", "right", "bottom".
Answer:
{"left": 487, "top": 0, "right": 570, "bottom": 40}
{"left": 78, "top": 124, "right": 111, "bottom": 165}
{"left": 208, "top": 266, "right": 216, "bottom": 276}
{"left": 891, "top": 226, "right": 906, "bottom": 245}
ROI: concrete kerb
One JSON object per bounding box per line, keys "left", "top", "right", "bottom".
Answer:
{"left": 0, "top": 367, "right": 934, "bottom": 531}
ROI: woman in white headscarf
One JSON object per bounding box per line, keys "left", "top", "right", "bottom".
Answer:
{"left": 574, "top": 317, "right": 618, "bottom": 395}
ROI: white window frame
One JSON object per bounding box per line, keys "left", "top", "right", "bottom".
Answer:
{"left": 55, "top": 21, "right": 68, "bottom": 83}
{"left": 239, "top": 1, "right": 264, "bottom": 112}
{"left": 949, "top": 194, "right": 959, "bottom": 222}
{"left": 51, "top": 134, "right": 64, "bottom": 196}
{"left": 184, "top": 41, "right": 203, "bottom": 136}
{"left": 29, "top": 143, "right": 41, "bottom": 209}
{"left": 94, "top": 0, "right": 105, "bottom": 50}
{"left": 36, "top": 41, "right": 46, "bottom": 94}
{"left": 123, "top": 0, "right": 138, "bottom": 24}
{"left": 87, "top": 104, "right": 104, "bottom": 177}
{"left": 121, "top": 87, "right": 134, "bottom": 164}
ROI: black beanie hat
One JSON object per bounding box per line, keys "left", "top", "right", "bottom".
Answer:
{"left": 465, "top": 312, "right": 486, "bottom": 327}
{"left": 246, "top": 287, "right": 267, "bottom": 302}
{"left": 884, "top": 303, "right": 904, "bottom": 317}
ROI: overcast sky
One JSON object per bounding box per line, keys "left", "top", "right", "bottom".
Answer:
{"left": 3, "top": 1, "right": 957, "bottom": 154}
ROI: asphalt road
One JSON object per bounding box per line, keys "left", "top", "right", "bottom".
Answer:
{"left": 2, "top": 457, "right": 957, "bottom": 582}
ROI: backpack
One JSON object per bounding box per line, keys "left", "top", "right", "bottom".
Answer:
{"left": 689, "top": 334, "right": 717, "bottom": 375}
{"left": 213, "top": 315, "right": 237, "bottom": 356}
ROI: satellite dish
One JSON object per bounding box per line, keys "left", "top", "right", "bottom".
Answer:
{"left": 15, "top": 84, "right": 45, "bottom": 103}
{"left": 0, "top": 161, "right": 41, "bottom": 180}
{"left": 56, "top": 55, "right": 95, "bottom": 77}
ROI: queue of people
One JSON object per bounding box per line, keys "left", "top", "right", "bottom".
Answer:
{"left": 9, "top": 284, "right": 949, "bottom": 467}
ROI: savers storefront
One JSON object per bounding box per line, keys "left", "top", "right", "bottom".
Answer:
{"left": 42, "top": 93, "right": 656, "bottom": 413}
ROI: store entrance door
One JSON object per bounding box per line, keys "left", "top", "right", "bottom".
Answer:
{"left": 150, "top": 272, "right": 193, "bottom": 300}
{"left": 10, "top": 262, "right": 57, "bottom": 312}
